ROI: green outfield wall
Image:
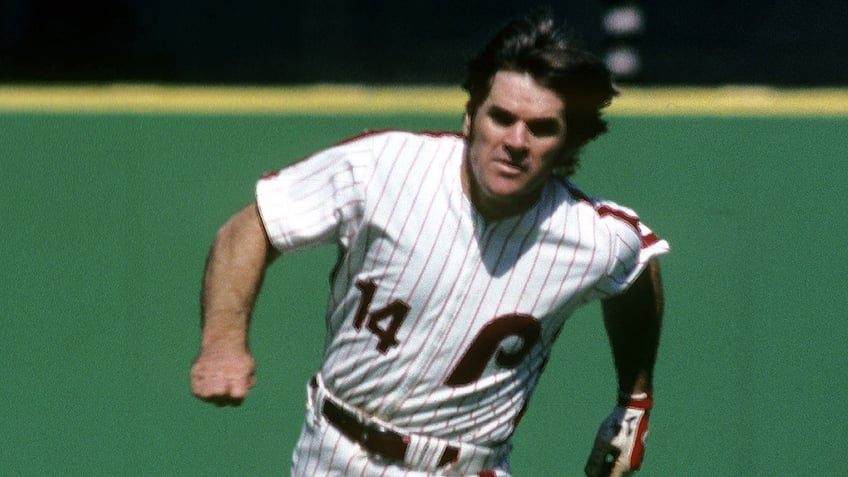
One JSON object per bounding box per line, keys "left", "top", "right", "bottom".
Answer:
{"left": 1, "top": 87, "right": 846, "bottom": 476}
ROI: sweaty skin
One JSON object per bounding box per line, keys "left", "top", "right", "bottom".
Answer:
{"left": 462, "top": 70, "right": 568, "bottom": 221}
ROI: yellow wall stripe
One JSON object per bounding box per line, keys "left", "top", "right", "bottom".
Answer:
{"left": 0, "top": 85, "right": 466, "bottom": 115}
{"left": 611, "top": 86, "right": 848, "bottom": 116}
{"left": 0, "top": 84, "right": 846, "bottom": 116}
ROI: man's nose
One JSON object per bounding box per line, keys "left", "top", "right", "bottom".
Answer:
{"left": 504, "top": 123, "right": 529, "bottom": 154}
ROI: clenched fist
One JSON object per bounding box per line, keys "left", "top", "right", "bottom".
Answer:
{"left": 191, "top": 347, "right": 256, "bottom": 406}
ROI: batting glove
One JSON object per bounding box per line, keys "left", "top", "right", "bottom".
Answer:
{"left": 584, "top": 392, "right": 653, "bottom": 477}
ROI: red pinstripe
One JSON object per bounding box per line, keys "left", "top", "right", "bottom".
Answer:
{"left": 255, "top": 131, "right": 669, "bottom": 476}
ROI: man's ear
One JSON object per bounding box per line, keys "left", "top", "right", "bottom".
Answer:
{"left": 462, "top": 113, "right": 471, "bottom": 137}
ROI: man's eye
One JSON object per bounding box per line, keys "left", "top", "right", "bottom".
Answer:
{"left": 489, "top": 109, "right": 515, "bottom": 126}
{"left": 527, "top": 120, "right": 562, "bottom": 137}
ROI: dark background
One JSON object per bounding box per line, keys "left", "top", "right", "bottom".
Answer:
{"left": 1, "top": 0, "right": 846, "bottom": 85}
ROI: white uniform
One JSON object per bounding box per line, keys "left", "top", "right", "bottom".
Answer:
{"left": 255, "top": 130, "right": 669, "bottom": 476}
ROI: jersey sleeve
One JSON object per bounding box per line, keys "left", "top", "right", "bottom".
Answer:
{"left": 255, "top": 136, "right": 375, "bottom": 253}
{"left": 594, "top": 200, "right": 670, "bottom": 297}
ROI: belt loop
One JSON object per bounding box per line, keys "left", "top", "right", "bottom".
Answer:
{"left": 310, "top": 373, "right": 473, "bottom": 473}
{"left": 404, "top": 433, "right": 451, "bottom": 471}
{"left": 308, "top": 374, "right": 326, "bottom": 425}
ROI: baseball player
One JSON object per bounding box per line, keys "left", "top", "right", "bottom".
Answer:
{"left": 191, "top": 12, "right": 668, "bottom": 477}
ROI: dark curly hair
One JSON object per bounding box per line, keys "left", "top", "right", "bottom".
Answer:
{"left": 463, "top": 12, "right": 618, "bottom": 176}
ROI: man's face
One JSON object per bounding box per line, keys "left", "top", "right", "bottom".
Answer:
{"left": 462, "top": 70, "right": 567, "bottom": 220}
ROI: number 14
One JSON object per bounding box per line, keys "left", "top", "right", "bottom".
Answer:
{"left": 352, "top": 279, "right": 541, "bottom": 387}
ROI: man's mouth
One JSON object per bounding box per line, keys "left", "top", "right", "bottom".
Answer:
{"left": 495, "top": 157, "right": 527, "bottom": 173}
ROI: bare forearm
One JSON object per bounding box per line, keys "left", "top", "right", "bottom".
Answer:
{"left": 192, "top": 202, "right": 277, "bottom": 405}
{"left": 601, "top": 259, "right": 664, "bottom": 394}
{"left": 200, "top": 202, "right": 277, "bottom": 350}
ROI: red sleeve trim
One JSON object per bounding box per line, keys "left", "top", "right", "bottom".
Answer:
{"left": 564, "top": 181, "right": 661, "bottom": 249}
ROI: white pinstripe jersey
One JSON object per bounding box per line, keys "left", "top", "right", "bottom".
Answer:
{"left": 256, "top": 130, "right": 669, "bottom": 448}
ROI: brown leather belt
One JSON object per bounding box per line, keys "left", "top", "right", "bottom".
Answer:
{"left": 312, "top": 378, "right": 459, "bottom": 467}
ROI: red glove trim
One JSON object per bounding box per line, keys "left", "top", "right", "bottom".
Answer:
{"left": 617, "top": 391, "right": 654, "bottom": 410}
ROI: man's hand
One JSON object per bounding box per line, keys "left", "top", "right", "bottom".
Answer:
{"left": 584, "top": 393, "right": 652, "bottom": 477}
{"left": 191, "top": 347, "right": 256, "bottom": 406}
{"left": 192, "top": 203, "right": 272, "bottom": 407}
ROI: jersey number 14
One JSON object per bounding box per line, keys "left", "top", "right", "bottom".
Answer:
{"left": 353, "top": 279, "right": 541, "bottom": 387}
